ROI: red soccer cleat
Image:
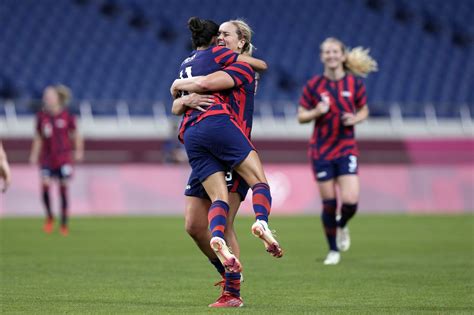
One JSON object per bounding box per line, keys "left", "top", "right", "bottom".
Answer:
{"left": 60, "top": 225, "right": 69, "bottom": 236}
{"left": 43, "top": 218, "right": 54, "bottom": 234}
{"left": 214, "top": 277, "right": 225, "bottom": 295}
{"left": 208, "top": 293, "right": 243, "bottom": 308}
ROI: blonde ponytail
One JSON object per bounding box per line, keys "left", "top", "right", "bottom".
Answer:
{"left": 321, "top": 37, "right": 378, "bottom": 77}
{"left": 54, "top": 84, "right": 72, "bottom": 107}
{"left": 345, "top": 46, "right": 378, "bottom": 77}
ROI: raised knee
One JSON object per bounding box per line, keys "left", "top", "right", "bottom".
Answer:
{"left": 185, "top": 221, "right": 208, "bottom": 238}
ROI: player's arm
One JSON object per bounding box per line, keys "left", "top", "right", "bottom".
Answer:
{"left": 0, "top": 141, "right": 11, "bottom": 193}
{"left": 171, "top": 93, "right": 215, "bottom": 115}
{"left": 171, "top": 72, "right": 234, "bottom": 94}
{"left": 236, "top": 55, "right": 267, "bottom": 72}
{"left": 342, "top": 105, "right": 369, "bottom": 126}
{"left": 72, "top": 130, "right": 84, "bottom": 162}
{"left": 29, "top": 134, "right": 42, "bottom": 164}
{"left": 298, "top": 96, "right": 331, "bottom": 124}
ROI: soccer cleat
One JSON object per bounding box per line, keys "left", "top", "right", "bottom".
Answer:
{"left": 43, "top": 218, "right": 54, "bottom": 234}
{"left": 251, "top": 220, "right": 283, "bottom": 258}
{"left": 337, "top": 226, "right": 351, "bottom": 252}
{"left": 60, "top": 225, "right": 69, "bottom": 236}
{"left": 323, "top": 250, "right": 341, "bottom": 265}
{"left": 214, "top": 277, "right": 225, "bottom": 294}
{"left": 208, "top": 293, "right": 244, "bottom": 308}
{"left": 210, "top": 237, "right": 242, "bottom": 273}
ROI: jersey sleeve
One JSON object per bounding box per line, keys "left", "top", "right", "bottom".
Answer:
{"left": 299, "top": 79, "right": 320, "bottom": 110}
{"left": 68, "top": 113, "right": 77, "bottom": 132}
{"left": 212, "top": 46, "right": 239, "bottom": 68}
{"left": 354, "top": 78, "right": 367, "bottom": 109}
{"left": 221, "top": 62, "right": 254, "bottom": 87}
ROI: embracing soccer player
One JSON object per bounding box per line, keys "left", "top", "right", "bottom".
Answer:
{"left": 30, "top": 85, "right": 83, "bottom": 236}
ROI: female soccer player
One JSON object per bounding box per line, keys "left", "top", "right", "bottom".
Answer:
{"left": 0, "top": 141, "right": 11, "bottom": 193}
{"left": 297, "top": 37, "right": 377, "bottom": 265}
{"left": 171, "top": 17, "right": 282, "bottom": 307}
{"left": 29, "top": 85, "right": 84, "bottom": 236}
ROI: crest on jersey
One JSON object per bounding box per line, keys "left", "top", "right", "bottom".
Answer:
{"left": 341, "top": 91, "right": 352, "bottom": 97}
{"left": 55, "top": 119, "right": 66, "bottom": 128}
{"left": 43, "top": 124, "right": 52, "bottom": 138}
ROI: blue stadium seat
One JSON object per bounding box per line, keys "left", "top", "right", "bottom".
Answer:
{"left": 1, "top": 0, "right": 472, "bottom": 117}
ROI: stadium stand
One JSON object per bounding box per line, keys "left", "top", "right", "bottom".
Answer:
{"left": 0, "top": 0, "right": 472, "bottom": 118}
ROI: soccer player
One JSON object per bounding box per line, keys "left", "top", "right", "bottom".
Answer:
{"left": 297, "top": 37, "right": 377, "bottom": 265}
{"left": 0, "top": 141, "right": 11, "bottom": 193}
{"left": 171, "top": 17, "right": 281, "bottom": 307}
{"left": 29, "top": 85, "right": 84, "bottom": 236}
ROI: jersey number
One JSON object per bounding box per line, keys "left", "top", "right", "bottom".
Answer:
{"left": 179, "top": 66, "right": 193, "bottom": 79}
{"left": 348, "top": 155, "right": 357, "bottom": 173}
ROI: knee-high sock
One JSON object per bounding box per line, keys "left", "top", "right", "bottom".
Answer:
{"left": 321, "top": 199, "right": 338, "bottom": 251}
{"left": 42, "top": 184, "right": 53, "bottom": 220}
{"left": 252, "top": 183, "right": 272, "bottom": 222}
{"left": 224, "top": 272, "right": 241, "bottom": 297}
{"left": 208, "top": 200, "right": 229, "bottom": 239}
{"left": 60, "top": 185, "right": 68, "bottom": 226}
{"left": 338, "top": 203, "right": 358, "bottom": 228}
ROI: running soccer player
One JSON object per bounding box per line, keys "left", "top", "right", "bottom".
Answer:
{"left": 297, "top": 37, "right": 377, "bottom": 265}
{"left": 29, "top": 85, "right": 84, "bottom": 236}
{"left": 0, "top": 141, "right": 11, "bottom": 193}
{"left": 172, "top": 19, "right": 274, "bottom": 308}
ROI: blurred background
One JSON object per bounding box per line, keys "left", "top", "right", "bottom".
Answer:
{"left": 1, "top": 0, "right": 473, "bottom": 215}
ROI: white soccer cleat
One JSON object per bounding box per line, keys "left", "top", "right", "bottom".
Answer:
{"left": 210, "top": 237, "right": 242, "bottom": 273}
{"left": 323, "top": 250, "right": 341, "bottom": 265}
{"left": 251, "top": 220, "right": 283, "bottom": 258}
{"left": 337, "top": 226, "right": 351, "bottom": 252}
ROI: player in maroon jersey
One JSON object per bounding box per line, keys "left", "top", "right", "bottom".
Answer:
{"left": 298, "top": 37, "right": 377, "bottom": 265}
{"left": 29, "top": 85, "right": 84, "bottom": 236}
{"left": 0, "top": 141, "right": 11, "bottom": 193}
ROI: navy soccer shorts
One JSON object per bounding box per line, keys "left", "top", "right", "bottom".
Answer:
{"left": 312, "top": 155, "right": 358, "bottom": 182}
{"left": 183, "top": 114, "right": 254, "bottom": 183}
{"left": 40, "top": 164, "right": 73, "bottom": 180}
{"left": 185, "top": 169, "right": 250, "bottom": 201}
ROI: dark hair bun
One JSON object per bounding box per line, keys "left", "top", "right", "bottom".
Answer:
{"left": 186, "top": 17, "right": 219, "bottom": 49}
{"left": 188, "top": 17, "right": 204, "bottom": 34}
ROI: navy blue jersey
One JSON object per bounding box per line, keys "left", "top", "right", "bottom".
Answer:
{"left": 177, "top": 46, "right": 238, "bottom": 142}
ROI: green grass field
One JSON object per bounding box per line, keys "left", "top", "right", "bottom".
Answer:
{"left": 1, "top": 215, "right": 473, "bottom": 314}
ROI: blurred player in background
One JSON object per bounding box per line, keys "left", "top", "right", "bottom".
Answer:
{"left": 298, "top": 37, "right": 377, "bottom": 265}
{"left": 0, "top": 141, "right": 11, "bottom": 193}
{"left": 162, "top": 122, "right": 187, "bottom": 164}
{"left": 171, "top": 17, "right": 281, "bottom": 308}
{"left": 29, "top": 85, "right": 84, "bottom": 236}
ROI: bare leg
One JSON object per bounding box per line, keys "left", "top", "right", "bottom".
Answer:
{"left": 225, "top": 192, "right": 241, "bottom": 258}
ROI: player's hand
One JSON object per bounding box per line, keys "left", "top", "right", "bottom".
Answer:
{"left": 170, "top": 81, "right": 181, "bottom": 99}
{"left": 184, "top": 93, "right": 214, "bottom": 112}
{"left": 317, "top": 96, "right": 330, "bottom": 115}
{"left": 0, "top": 160, "right": 11, "bottom": 193}
{"left": 342, "top": 112, "right": 357, "bottom": 126}
{"left": 75, "top": 150, "right": 84, "bottom": 162}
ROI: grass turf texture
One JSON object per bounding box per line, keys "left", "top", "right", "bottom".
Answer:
{"left": 1, "top": 215, "right": 473, "bottom": 314}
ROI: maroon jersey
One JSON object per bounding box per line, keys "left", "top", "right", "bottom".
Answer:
{"left": 299, "top": 74, "right": 367, "bottom": 161}
{"left": 36, "top": 110, "right": 77, "bottom": 169}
